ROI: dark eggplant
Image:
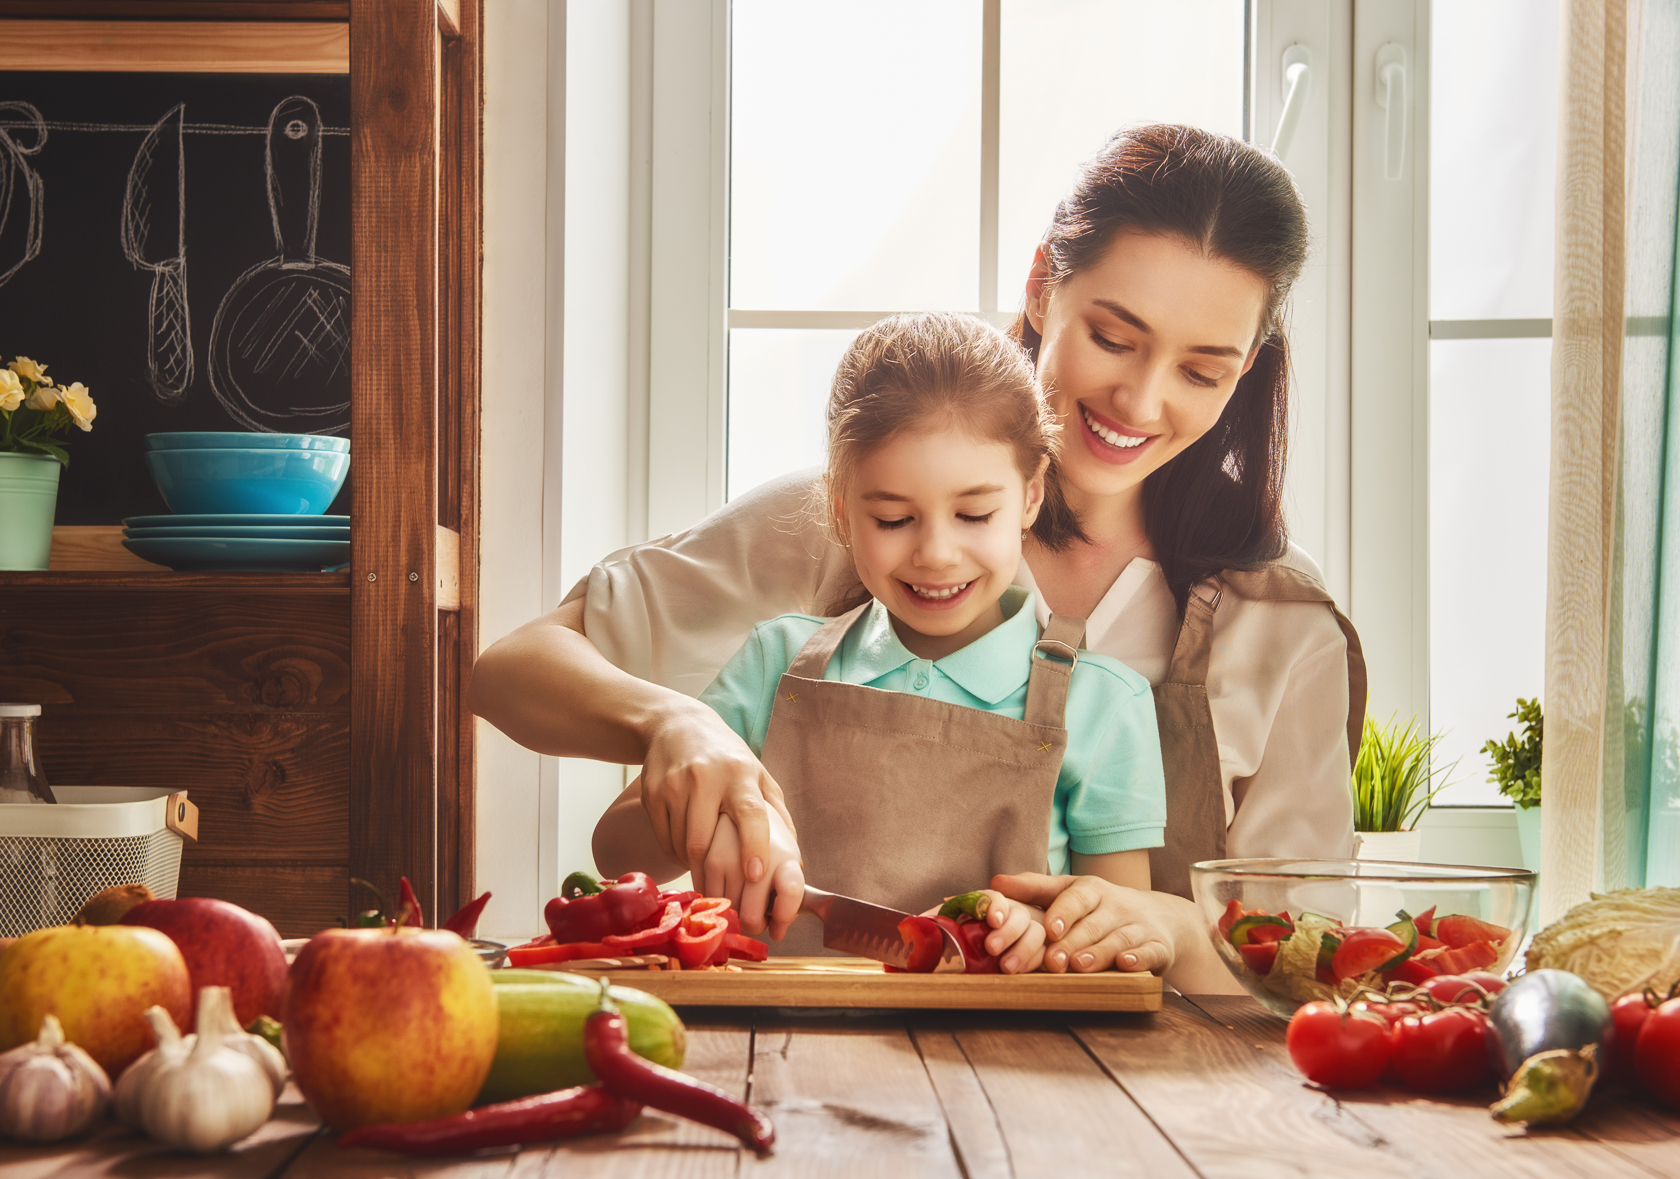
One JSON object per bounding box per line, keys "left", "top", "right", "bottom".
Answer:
{"left": 1486, "top": 969, "right": 1610, "bottom": 1127}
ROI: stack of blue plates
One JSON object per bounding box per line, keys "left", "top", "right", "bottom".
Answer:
{"left": 121, "top": 514, "right": 350, "bottom": 571}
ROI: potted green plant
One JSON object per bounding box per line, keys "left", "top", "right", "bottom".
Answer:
{"left": 0, "top": 356, "right": 97, "bottom": 570}
{"left": 1351, "top": 714, "right": 1455, "bottom": 861}
{"left": 1482, "top": 697, "right": 1541, "bottom": 871}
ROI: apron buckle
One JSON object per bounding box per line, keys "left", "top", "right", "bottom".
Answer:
{"left": 1033, "top": 638, "right": 1080, "bottom": 672}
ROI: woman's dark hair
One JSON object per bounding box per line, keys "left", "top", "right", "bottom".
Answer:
{"left": 1013, "top": 124, "right": 1308, "bottom": 609}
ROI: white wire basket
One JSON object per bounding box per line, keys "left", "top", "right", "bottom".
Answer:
{"left": 0, "top": 787, "right": 199, "bottom": 938}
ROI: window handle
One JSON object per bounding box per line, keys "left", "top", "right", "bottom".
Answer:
{"left": 1375, "top": 43, "right": 1408, "bottom": 180}
{"left": 1269, "top": 45, "right": 1312, "bottom": 161}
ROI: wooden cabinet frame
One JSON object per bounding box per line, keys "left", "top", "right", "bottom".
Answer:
{"left": 0, "top": 0, "right": 482, "bottom": 933}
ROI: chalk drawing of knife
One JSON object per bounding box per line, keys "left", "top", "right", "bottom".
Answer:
{"left": 122, "top": 104, "right": 192, "bottom": 403}
{"left": 0, "top": 101, "right": 46, "bottom": 290}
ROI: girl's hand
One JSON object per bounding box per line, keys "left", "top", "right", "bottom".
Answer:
{"left": 640, "top": 698, "right": 798, "bottom": 885}
{"left": 977, "top": 890, "right": 1049, "bottom": 974}
{"left": 701, "top": 809, "right": 804, "bottom": 940}
{"left": 990, "top": 873, "right": 1239, "bottom": 992}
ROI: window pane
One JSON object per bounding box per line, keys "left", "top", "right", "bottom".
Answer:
{"left": 730, "top": 1, "right": 981, "bottom": 311}
{"left": 996, "top": 0, "right": 1245, "bottom": 310}
{"left": 1430, "top": 3, "right": 1558, "bottom": 320}
{"left": 1427, "top": 337, "right": 1551, "bottom": 805}
{"left": 726, "top": 328, "right": 859, "bottom": 500}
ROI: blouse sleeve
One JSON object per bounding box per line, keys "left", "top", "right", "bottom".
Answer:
{"left": 561, "top": 469, "right": 859, "bottom": 699}
{"left": 1223, "top": 620, "right": 1357, "bottom": 860}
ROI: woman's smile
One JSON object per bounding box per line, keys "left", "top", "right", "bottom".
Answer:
{"left": 1077, "top": 403, "right": 1156, "bottom": 465}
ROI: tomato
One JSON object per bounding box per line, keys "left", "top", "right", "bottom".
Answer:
{"left": 1349, "top": 998, "right": 1423, "bottom": 1030}
{"left": 1636, "top": 997, "right": 1680, "bottom": 1108}
{"left": 1286, "top": 1002, "right": 1392, "bottom": 1088}
{"left": 1606, "top": 992, "right": 1657, "bottom": 1085}
{"left": 1389, "top": 1007, "right": 1494, "bottom": 1093}
{"left": 1411, "top": 906, "right": 1437, "bottom": 937}
{"left": 1217, "top": 899, "right": 1267, "bottom": 938}
{"left": 1433, "top": 915, "right": 1511, "bottom": 949}
{"left": 1413, "top": 939, "right": 1498, "bottom": 975}
{"left": 1237, "top": 941, "right": 1278, "bottom": 975}
{"left": 1331, "top": 928, "right": 1408, "bottom": 982}
{"left": 1462, "top": 970, "right": 1507, "bottom": 996}
{"left": 1418, "top": 973, "right": 1502, "bottom": 1006}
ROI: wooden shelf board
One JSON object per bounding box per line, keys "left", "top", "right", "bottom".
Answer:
{"left": 0, "top": 571, "right": 351, "bottom": 590}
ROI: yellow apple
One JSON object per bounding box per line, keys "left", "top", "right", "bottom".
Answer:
{"left": 0, "top": 923, "right": 191, "bottom": 1076}
{"left": 283, "top": 926, "right": 498, "bottom": 1129}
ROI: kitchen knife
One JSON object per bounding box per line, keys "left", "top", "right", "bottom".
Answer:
{"left": 122, "top": 103, "right": 192, "bottom": 402}
{"left": 796, "top": 885, "right": 966, "bottom": 972}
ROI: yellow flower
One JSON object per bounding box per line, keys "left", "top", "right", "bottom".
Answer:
{"left": 58, "top": 382, "right": 96, "bottom": 432}
{"left": 25, "top": 384, "right": 57, "bottom": 411}
{"left": 0, "top": 368, "right": 21, "bottom": 412}
{"left": 8, "top": 356, "right": 47, "bottom": 384}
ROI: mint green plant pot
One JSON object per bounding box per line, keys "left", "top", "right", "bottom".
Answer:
{"left": 0, "top": 452, "right": 61, "bottom": 569}
{"left": 1515, "top": 804, "right": 1541, "bottom": 873}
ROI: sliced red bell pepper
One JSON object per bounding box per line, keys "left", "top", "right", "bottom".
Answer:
{"left": 720, "top": 932, "right": 768, "bottom": 962}
{"left": 602, "top": 899, "right": 684, "bottom": 952}
{"left": 1237, "top": 941, "right": 1278, "bottom": 975}
{"left": 671, "top": 897, "right": 732, "bottom": 968}
{"left": 1387, "top": 955, "right": 1441, "bottom": 985}
{"left": 506, "top": 940, "right": 616, "bottom": 967}
{"left": 658, "top": 889, "right": 701, "bottom": 909}
{"left": 545, "top": 872, "right": 661, "bottom": 943}
{"left": 893, "top": 914, "right": 998, "bottom": 974}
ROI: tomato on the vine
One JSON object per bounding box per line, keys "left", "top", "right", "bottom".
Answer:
{"left": 1606, "top": 992, "right": 1656, "bottom": 1085}
{"left": 1636, "top": 997, "right": 1680, "bottom": 1108}
{"left": 1286, "top": 1002, "right": 1391, "bottom": 1088}
{"left": 1417, "top": 972, "right": 1504, "bottom": 1006}
{"left": 1389, "top": 1007, "right": 1494, "bottom": 1093}
{"left": 1348, "top": 998, "right": 1423, "bottom": 1029}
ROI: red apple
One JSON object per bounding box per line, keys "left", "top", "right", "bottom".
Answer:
{"left": 121, "top": 897, "right": 288, "bottom": 1027}
{"left": 283, "top": 926, "right": 498, "bottom": 1129}
{"left": 0, "top": 924, "right": 191, "bottom": 1076}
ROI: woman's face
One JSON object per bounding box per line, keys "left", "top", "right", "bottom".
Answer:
{"left": 838, "top": 426, "right": 1044, "bottom": 660}
{"left": 1026, "top": 231, "right": 1269, "bottom": 510}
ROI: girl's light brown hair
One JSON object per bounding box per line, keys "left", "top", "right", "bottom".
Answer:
{"left": 823, "top": 312, "right": 1059, "bottom": 535}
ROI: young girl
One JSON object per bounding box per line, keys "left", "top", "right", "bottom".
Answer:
{"left": 593, "top": 312, "right": 1166, "bottom": 966}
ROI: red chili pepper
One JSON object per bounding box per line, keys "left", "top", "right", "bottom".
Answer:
{"left": 584, "top": 981, "right": 775, "bottom": 1155}
{"left": 337, "top": 1085, "right": 641, "bottom": 1155}
{"left": 671, "top": 897, "right": 732, "bottom": 968}
{"left": 545, "top": 872, "right": 661, "bottom": 943}
{"left": 397, "top": 876, "right": 424, "bottom": 929}
{"left": 506, "top": 939, "right": 616, "bottom": 967}
{"left": 442, "top": 890, "right": 492, "bottom": 938}
{"left": 602, "top": 898, "right": 685, "bottom": 952}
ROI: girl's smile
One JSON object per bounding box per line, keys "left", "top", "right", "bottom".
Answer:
{"left": 840, "top": 427, "right": 1045, "bottom": 661}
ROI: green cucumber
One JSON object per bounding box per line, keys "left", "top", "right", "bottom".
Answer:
{"left": 477, "top": 971, "right": 687, "bottom": 1104}
{"left": 1380, "top": 911, "right": 1420, "bottom": 972}
{"left": 1227, "top": 914, "right": 1293, "bottom": 947}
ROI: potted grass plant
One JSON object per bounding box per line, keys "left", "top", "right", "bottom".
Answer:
{"left": 1482, "top": 697, "right": 1541, "bottom": 871}
{"left": 1351, "top": 714, "right": 1456, "bottom": 861}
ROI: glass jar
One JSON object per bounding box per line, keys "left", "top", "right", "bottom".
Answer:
{"left": 0, "top": 704, "right": 55, "bottom": 804}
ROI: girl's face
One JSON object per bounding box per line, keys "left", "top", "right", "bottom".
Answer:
{"left": 1026, "top": 231, "right": 1269, "bottom": 513}
{"left": 838, "top": 426, "right": 1044, "bottom": 661}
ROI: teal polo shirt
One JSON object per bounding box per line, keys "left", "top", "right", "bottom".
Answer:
{"left": 699, "top": 587, "right": 1166, "bottom": 874}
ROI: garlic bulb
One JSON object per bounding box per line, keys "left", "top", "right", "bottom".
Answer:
{"left": 0, "top": 1014, "right": 112, "bottom": 1142}
{"left": 137, "top": 987, "right": 276, "bottom": 1152}
{"left": 113, "top": 1006, "right": 187, "bottom": 1128}
{"left": 198, "top": 986, "right": 287, "bottom": 1098}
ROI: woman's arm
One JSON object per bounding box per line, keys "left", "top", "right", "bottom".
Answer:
{"left": 470, "top": 598, "right": 791, "bottom": 881}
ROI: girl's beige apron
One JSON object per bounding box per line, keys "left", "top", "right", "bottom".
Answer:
{"left": 1146, "top": 565, "right": 1367, "bottom": 900}
{"left": 758, "top": 603, "right": 1087, "bottom": 955}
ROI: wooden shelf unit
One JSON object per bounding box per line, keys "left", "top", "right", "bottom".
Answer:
{"left": 0, "top": 0, "right": 482, "bottom": 937}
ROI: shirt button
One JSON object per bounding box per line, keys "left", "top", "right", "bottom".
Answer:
{"left": 913, "top": 673, "right": 929, "bottom": 690}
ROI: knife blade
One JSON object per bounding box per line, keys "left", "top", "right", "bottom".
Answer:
{"left": 797, "top": 886, "right": 966, "bottom": 972}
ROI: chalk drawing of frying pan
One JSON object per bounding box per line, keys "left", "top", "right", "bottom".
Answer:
{"left": 122, "top": 104, "right": 193, "bottom": 403}
{"left": 208, "top": 96, "right": 350, "bottom": 434}
{"left": 0, "top": 102, "right": 46, "bottom": 290}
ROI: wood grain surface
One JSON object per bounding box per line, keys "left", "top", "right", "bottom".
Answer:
{"left": 48, "top": 526, "right": 165, "bottom": 572}
{"left": 0, "top": 19, "right": 348, "bottom": 71}
{"left": 177, "top": 863, "right": 348, "bottom": 938}
{"left": 562, "top": 957, "right": 1162, "bottom": 1011}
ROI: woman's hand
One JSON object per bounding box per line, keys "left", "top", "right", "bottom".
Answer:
{"left": 990, "top": 872, "right": 1242, "bottom": 993}
{"left": 639, "top": 697, "right": 798, "bottom": 885}
{"left": 701, "top": 810, "right": 804, "bottom": 940}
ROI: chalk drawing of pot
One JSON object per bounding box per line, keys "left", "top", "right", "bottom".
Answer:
{"left": 0, "top": 101, "right": 45, "bottom": 291}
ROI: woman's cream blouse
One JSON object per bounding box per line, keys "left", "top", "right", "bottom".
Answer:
{"left": 565, "top": 470, "right": 1357, "bottom": 862}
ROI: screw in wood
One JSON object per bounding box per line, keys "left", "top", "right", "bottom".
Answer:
{"left": 409, "top": 571, "right": 419, "bottom": 582}
{"left": 367, "top": 573, "right": 377, "bottom": 582}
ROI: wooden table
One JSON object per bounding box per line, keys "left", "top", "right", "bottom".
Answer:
{"left": 6, "top": 994, "right": 1679, "bottom": 1177}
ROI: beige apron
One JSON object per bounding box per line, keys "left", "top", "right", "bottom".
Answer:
{"left": 1146, "top": 564, "right": 1368, "bottom": 900}
{"left": 758, "top": 602, "right": 1086, "bottom": 955}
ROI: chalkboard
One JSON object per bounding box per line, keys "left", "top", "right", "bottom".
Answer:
{"left": 0, "top": 73, "right": 351, "bottom": 525}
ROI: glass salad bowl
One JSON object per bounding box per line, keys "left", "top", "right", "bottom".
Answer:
{"left": 1189, "top": 858, "right": 1538, "bottom": 1019}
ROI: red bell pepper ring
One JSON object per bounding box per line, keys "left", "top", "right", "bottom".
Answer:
{"left": 671, "top": 897, "right": 732, "bottom": 968}
{"left": 545, "top": 872, "right": 661, "bottom": 943}
{"left": 602, "top": 899, "right": 684, "bottom": 952}
{"left": 442, "top": 890, "right": 491, "bottom": 938}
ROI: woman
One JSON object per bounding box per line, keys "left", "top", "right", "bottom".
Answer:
{"left": 468, "top": 125, "right": 1365, "bottom": 992}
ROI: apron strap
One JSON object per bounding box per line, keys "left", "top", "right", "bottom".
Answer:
{"left": 1023, "top": 612, "right": 1085, "bottom": 729}
{"left": 1165, "top": 581, "right": 1222, "bottom": 685}
{"left": 785, "top": 601, "right": 874, "bottom": 679}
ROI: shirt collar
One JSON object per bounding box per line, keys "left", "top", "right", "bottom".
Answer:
{"left": 844, "top": 586, "right": 1041, "bottom": 704}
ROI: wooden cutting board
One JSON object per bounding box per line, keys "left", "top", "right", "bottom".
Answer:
{"left": 549, "top": 956, "right": 1162, "bottom": 1012}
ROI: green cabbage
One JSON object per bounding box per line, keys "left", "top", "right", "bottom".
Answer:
{"left": 1264, "top": 913, "right": 1339, "bottom": 1004}
{"left": 1525, "top": 887, "right": 1680, "bottom": 999}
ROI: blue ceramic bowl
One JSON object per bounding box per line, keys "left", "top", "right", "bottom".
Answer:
{"left": 145, "top": 447, "right": 351, "bottom": 515}
{"left": 145, "top": 431, "right": 350, "bottom": 454}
